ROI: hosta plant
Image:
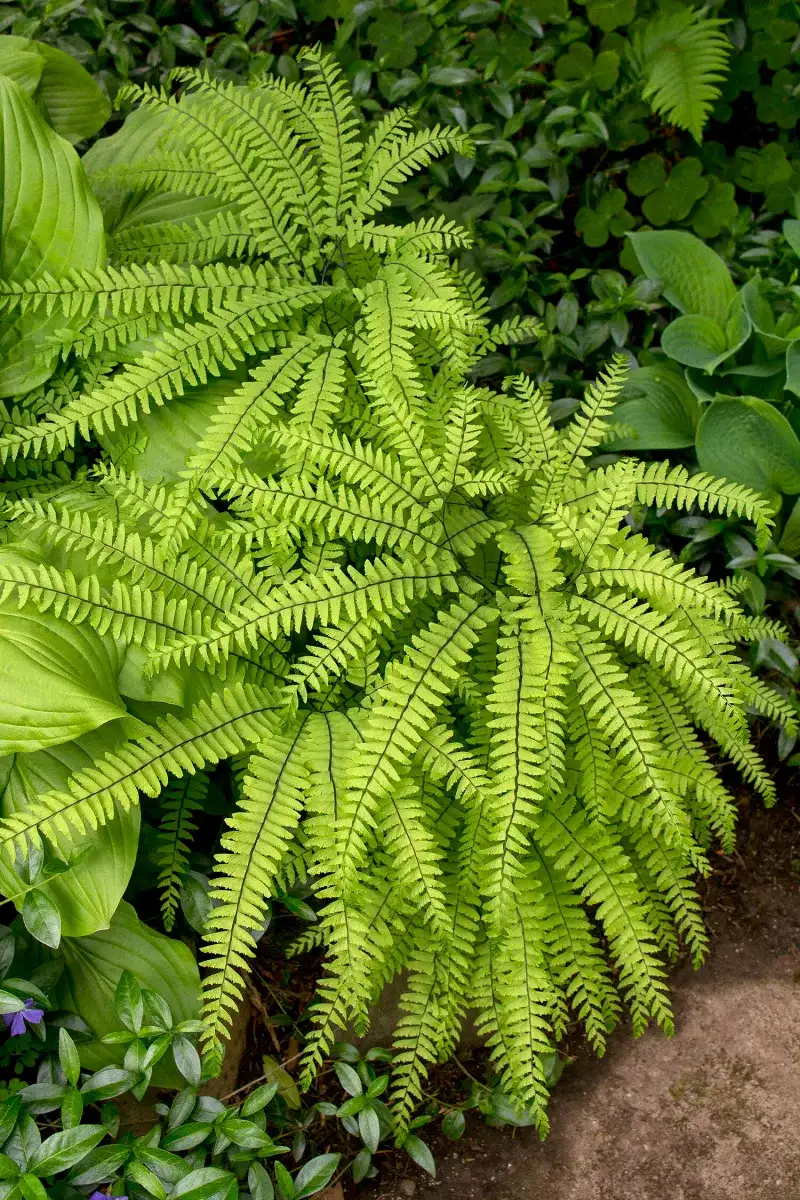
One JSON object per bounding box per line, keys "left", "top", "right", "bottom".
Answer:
{"left": 0, "top": 50, "right": 792, "bottom": 1138}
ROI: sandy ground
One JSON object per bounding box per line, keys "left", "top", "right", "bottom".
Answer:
{"left": 371, "top": 792, "right": 800, "bottom": 1200}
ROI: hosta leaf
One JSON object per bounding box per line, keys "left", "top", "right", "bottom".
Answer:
{"left": 696, "top": 396, "right": 800, "bottom": 499}
{"left": 0, "top": 727, "right": 140, "bottom": 937}
{"left": 0, "top": 603, "right": 125, "bottom": 755}
{"left": 661, "top": 315, "right": 728, "bottom": 371}
{"left": 59, "top": 901, "right": 200, "bottom": 1084}
{"left": 608, "top": 364, "right": 699, "bottom": 449}
{"left": 626, "top": 231, "right": 735, "bottom": 325}
{"left": 0, "top": 37, "right": 111, "bottom": 142}
{"left": 0, "top": 75, "right": 105, "bottom": 396}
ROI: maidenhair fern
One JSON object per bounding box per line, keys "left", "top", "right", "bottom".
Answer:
{"left": 629, "top": 8, "right": 732, "bottom": 142}
{"left": 0, "top": 51, "right": 789, "bottom": 1138}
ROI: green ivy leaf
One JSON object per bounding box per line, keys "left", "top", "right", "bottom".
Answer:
{"left": 29, "top": 1126, "right": 105, "bottom": 1176}
{"left": 403, "top": 1134, "right": 436, "bottom": 1176}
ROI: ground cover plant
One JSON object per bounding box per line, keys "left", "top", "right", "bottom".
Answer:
{"left": 0, "top": 38, "right": 795, "bottom": 1160}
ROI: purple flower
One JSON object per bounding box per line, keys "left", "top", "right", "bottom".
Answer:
{"left": 89, "top": 1193, "right": 127, "bottom": 1200}
{"left": 3, "top": 998, "right": 44, "bottom": 1037}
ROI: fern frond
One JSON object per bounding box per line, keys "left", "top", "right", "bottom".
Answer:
{"left": 337, "top": 597, "right": 494, "bottom": 895}
{"left": 156, "top": 773, "right": 209, "bottom": 930}
{"left": 538, "top": 798, "right": 673, "bottom": 1036}
{"left": 0, "top": 683, "right": 281, "bottom": 862}
{"left": 156, "top": 554, "right": 459, "bottom": 672}
{"left": 201, "top": 718, "right": 308, "bottom": 1068}
{"left": 629, "top": 8, "right": 731, "bottom": 142}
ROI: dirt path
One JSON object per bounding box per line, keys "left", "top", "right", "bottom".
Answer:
{"left": 372, "top": 791, "right": 800, "bottom": 1200}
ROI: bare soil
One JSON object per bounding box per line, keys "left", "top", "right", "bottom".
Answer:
{"left": 370, "top": 785, "right": 800, "bottom": 1200}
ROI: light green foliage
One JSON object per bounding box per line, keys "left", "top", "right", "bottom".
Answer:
{"left": 0, "top": 49, "right": 789, "bottom": 1136}
{"left": 628, "top": 8, "right": 731, "bottom": 142}
{"left": 0, "top": 35, "right": 110, "bottom": 141}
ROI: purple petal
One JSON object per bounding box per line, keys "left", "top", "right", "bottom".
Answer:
{"left": 8, "top": 1012, "right": 26, "bottom": 1036}
{"left": 89, "top": 1192, "right": 106, "bottom": 1200}
{"left": 23, "top": 1007, "right": 43, "bottom": 1026}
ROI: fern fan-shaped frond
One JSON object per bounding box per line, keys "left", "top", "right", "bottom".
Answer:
{"left": 629, "top": 8, "right": 732, "bottom": 142}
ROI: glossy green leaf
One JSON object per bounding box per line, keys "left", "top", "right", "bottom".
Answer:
{"left": 58, "top": 1029, "right": 81, "bottom": 1088}
{"left": 115, "top": 970, "right": 144, "bottom": 1033}
{"left": 626, "top": 230, "right": 735, "bottom": 324}
{"left": 261, "top": 1055, "right": 301, "bottom": 1110}
{"left": 172, "top": 1036, "right": 202, "bottom": 1087}
{"left": 22, "top": 891, "right": 61, "bottom": 949}
{"left": 609, "top": 364, "right": 699, "bottom": 449}
{"left": 333, "top": 1061, "right": 362, "bottom": 1096}
{"left": 293, "top": 1153, "right": 340, "bottom": 1198}
{"left": 66, "top": 1144, "right": 130, "bottom": 1188}
{"left": 29, "top": 1126, "right": 105, "bottom": 1176}
{"left": 0, "top": 989, "right": 36, "bottom": 1014}
{"left": 0, "top": 75, "right": 105, "bottom": 396}
{"left": 441, "top": 1109, "right": 466, "bottom": 1139}
{"left": 403, "top": 1134, "right": 436, "bottom": 1176}
{"left": 248, "top": 1163, "right": 274, "bottom": 1200}
{"left": 357, "top": 1107, "right": 380, "bottom": 1153}
{"left": 19, "top": 1173, "right": 47, "bottom": 1200}
{"left": 170, "top": 1166, "right": 237, "bottom": 1200}
{"left": 696, "top": 396, "right": 800, "bottom": 498}
{"left": 240, "top": 1083, "right": 278, "bottom": 1117}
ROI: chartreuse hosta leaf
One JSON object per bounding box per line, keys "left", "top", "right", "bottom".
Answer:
{"left": 627, "top": 230, "right": 735, "bottom": 324}
{"left": 0, "top": 36, "right": 110, "bottom": 142}
{"left": 0, "top": 605, "right": 125, "bottom": 755}
{"left": 0, "top": 725, "right": 140, "bottom": 938}
{"left": 59, "top": 901, "right": 201, "bottom": 1084}
{"left": 0, "top": 50, "right": 788, "bottom": 1136}
{"left": 609, "top": 364, "right": 699, "bottom": 451}
{"left": 0, "top": 74, "right": 105, "bottom": 396}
